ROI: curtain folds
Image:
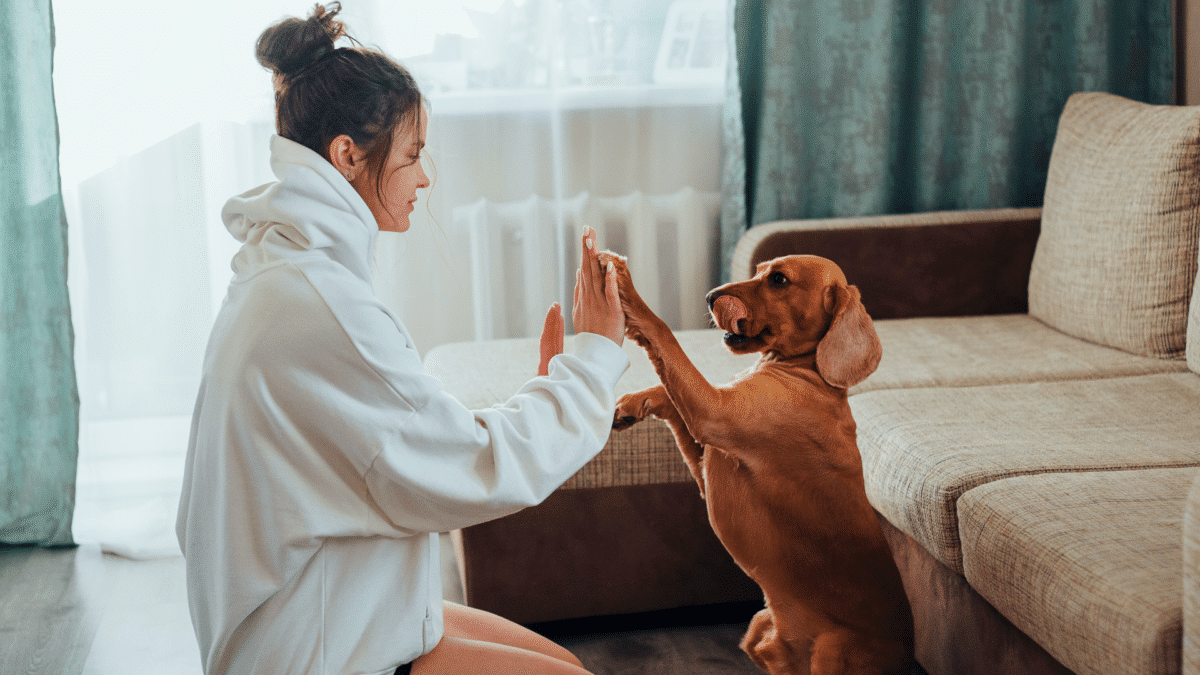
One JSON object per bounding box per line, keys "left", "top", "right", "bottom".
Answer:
{"left": 721, "top": 0, "right": 1177, "bottom": 275}
{"left": 0, "top": 0, "right": 79, "bottom": 546}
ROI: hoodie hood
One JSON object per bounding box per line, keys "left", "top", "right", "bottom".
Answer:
{"left": 222, "top": 135, "right": 379, "bottom": 285}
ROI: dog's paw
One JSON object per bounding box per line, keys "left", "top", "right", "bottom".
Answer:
{"left": 612, "top": 391, "right": 653, "bottom": 430}
{"left": 612, "top": 414, "right": 638, "bottom": 431}
{"left": 598, "top": 252, "right": 649, "bottom": 317}
{"left": 596, "top": 250, "right": 629, "bottom": 283}
{"left": 596, "top": 251, "right": 667, "bottom": 350}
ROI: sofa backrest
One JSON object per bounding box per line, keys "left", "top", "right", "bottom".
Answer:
{"left": 1028, "top": 91, "right": 1200, "bottom": 360}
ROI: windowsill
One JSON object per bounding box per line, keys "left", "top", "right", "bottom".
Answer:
{"left": 425, "top": 83, "right": 725, "bottom": 116}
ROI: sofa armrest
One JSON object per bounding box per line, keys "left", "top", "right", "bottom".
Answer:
{"left": 731, "top": 207, "right": 1042, "bottom": 320}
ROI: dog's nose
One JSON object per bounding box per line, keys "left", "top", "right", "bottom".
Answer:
{"left": 706, "top": 289, "right": 724, "bottom": 310}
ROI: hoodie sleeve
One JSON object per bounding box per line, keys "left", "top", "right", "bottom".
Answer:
{"left": 307, "top": 263, "right": 630, "bottom": 536}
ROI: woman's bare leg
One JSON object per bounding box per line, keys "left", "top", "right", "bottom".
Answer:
{"left": 440, "top": 601, "right": 583, "bottom": 665}
{"left": 411, "top": 601, "right": 592, "bottom": 674}
{"left": 412, "top": 636, "right": 592, "bottom": 675}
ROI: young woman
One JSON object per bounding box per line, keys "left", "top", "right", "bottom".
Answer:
{"left": 175, "top": 5, "right": 626, "bottom": 674}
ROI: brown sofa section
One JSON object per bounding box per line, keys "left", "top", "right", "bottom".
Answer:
{"left": 732, "top": 208, "right": 1042, "bottom": 319}
{"left": 879, "top": 516, "right": 1074, "bottom": 675}
{"left": 450, "top": 483, "right": 761, "bottom": 625}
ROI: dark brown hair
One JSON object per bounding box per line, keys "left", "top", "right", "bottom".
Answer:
{"left": 255, "top": 2, "right": 424, "bottom": 209}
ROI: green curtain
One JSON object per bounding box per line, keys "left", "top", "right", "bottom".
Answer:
{"left": 1, "top": 0, "right": 79, "bottom": 546}
{"left": 720, "top": 0, "right": 1176, "bottom": 280}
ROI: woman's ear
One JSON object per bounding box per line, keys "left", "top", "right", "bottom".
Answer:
{"left": 815, "top": 284, "right": 882, "bottom": 389}
{"left": 327, "top": 135, "right": 364, "bottom": 181}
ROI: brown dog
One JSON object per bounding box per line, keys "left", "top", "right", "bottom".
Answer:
{"left": 604, "top": 252, "right": 914, "bottom": 675}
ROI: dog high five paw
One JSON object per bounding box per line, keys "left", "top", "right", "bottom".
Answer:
{"left": 601, "top": 252, "right": 914, "bottom": 675}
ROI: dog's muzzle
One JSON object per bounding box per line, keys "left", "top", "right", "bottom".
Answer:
{"left": 705, "top": 293, "right": 744, "bottom": 336}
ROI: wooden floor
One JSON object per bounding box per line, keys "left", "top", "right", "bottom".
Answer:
{"left": 0, "top": 535, "right": 771, "bottom": 674}
{"left": 1, "top": 542, "right": 199, "bottom": 674}
{"left": 536, "top": 606, "right": 766, "bottom": 675}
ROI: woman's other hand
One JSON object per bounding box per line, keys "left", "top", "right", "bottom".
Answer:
{"left": 571, "top": 227, "right": 625, "bottom": 347}
{"left": 537, "top": 303, "right": 564, "bottom": 376}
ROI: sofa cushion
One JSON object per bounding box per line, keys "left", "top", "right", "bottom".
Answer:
{"left": 959, "top": 468, "right": 1196, "bottom": 675}
{"left": 853, "top": 372, "right": 1200, "bottom": 574}
{"left": 1027, "top": 91, "right": 1200, "bottom": 359}
{"left": 859, "top": 314, "right": 1188, "bottom": 395}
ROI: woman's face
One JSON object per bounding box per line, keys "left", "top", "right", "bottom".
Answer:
{"left": 353, "top": 110, "right": 429, "bottom": 233}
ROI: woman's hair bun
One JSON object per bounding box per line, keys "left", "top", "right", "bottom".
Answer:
{"left": 256, "top": 2, "right": 349, "bottom": 77}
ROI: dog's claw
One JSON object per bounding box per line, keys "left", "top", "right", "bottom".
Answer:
{"left": 612, "top": 413, "right": 639, "bottom": 430}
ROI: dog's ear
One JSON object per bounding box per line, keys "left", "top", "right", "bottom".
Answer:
{"left": 815, "top": 284, "right": 881, "bottom": 389}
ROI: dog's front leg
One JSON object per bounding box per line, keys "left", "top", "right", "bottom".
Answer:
{"left": 600, "top": 252, "right": 746, "bottom": 451}
{"left": 614, "top": 385, "right": 706, "bottom": 498}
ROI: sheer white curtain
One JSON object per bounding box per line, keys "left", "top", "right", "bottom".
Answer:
{"left": 55, "top": 0, "right": 729, "bottom": 558}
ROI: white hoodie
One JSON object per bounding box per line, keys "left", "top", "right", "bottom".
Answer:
{"left": 176, "top": 135, "right": 629, "bottom": 675}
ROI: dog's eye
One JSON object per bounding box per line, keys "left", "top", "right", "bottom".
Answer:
{"left": 769, "top": 271, "right": 788, "bottom": 286}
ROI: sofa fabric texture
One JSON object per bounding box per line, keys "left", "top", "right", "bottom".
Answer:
{"left": 853, "top": 372, "right": 1200, "bottom": 574}
{"left": 1028, "top": 91, "right": 1200, "bottom": 359}
{"left": 1190, "top": 258, "right": 1200, "bottom": 373}
{"left": 1183, "top": 476, "right": 1200, "bottom": 675}
{"left": 959, "top": 468, "right": 1195, "bottom": 675}
{"left": 860, "top": 314, "right": 1188, "bottom": 394}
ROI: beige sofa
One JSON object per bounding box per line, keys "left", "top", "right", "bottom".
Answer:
{"left": 424, "top": 91, "right": 1200, "bottom": 674}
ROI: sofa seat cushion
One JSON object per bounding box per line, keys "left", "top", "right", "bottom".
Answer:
{"left": 858, "top": 314, "right": 1189, "bottom": 395}
{"left": 959, "top": 468, "right": 1196, "bottom": 675}
{"left": 854, "top": 372, "right": 1200, "bottom": 574}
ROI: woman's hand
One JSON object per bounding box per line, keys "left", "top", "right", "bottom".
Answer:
{"left": 572, "top": 226, "right": 625, "bottom": 346}
{"left": 537, "top": 303, "right": 564, "bottom": 376}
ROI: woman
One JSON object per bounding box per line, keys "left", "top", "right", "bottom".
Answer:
{"left": 175, "top": 4, "right": 627, "bottom": 674}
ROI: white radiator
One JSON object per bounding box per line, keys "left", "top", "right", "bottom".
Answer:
{"left": 456, "top": 188, "right": 721, "bottom": 341}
